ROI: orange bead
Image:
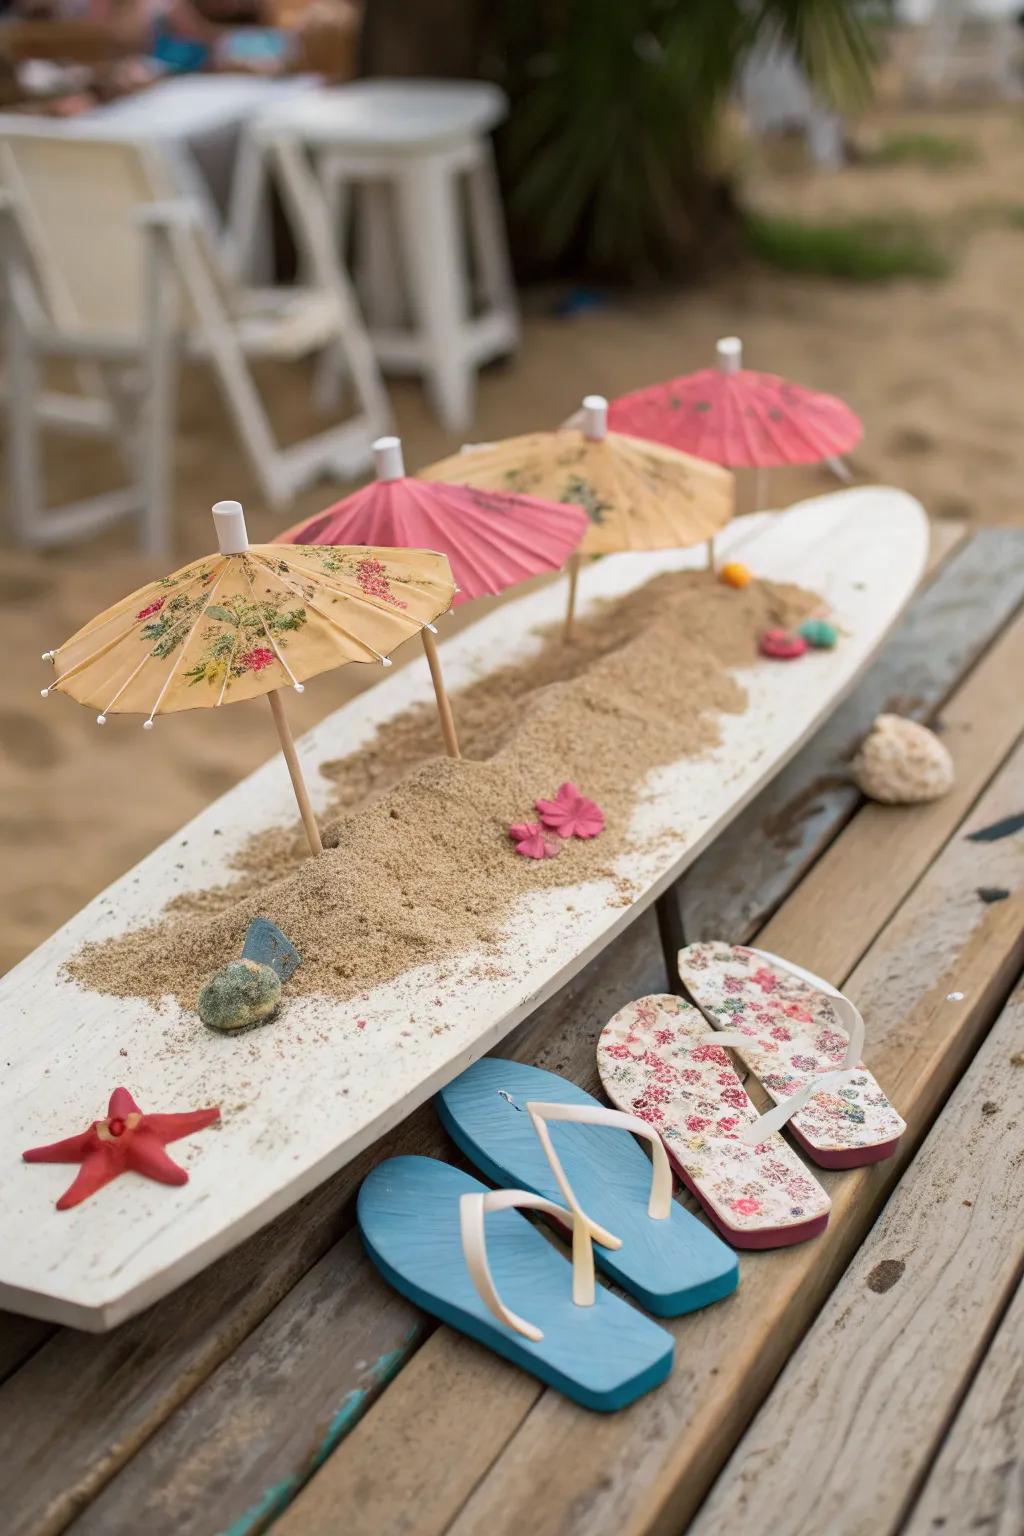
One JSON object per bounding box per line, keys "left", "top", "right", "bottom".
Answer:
{"left": 719, "top": 561, "right": 752, "bottom": 589}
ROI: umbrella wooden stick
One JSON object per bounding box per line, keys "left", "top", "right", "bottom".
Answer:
{"left": 754, "top": 465, "right": 768, "bottom": 510}
{"left": 211, "top": 499, "right": 324, "bottom": 856}
{"left": 563, "top": 552, "right": 582, "bottom": 641}
{"left": 705, "top": 537, "right": 716, "bottom": 573}
{"left": 562, "top": 394, "right": 607, "bottom": 642}
{"left": 421, "top": 628, "right": 460, "bottom": 759}
{"left": 267, "top": 688, "right": 323, "bottom": 855}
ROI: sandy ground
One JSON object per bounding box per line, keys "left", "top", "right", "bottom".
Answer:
{"left": 2, "top": 96, "right": 1023, "bottom": 974}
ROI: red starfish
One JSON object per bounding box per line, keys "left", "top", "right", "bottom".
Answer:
{"left": 22, "top": 1087, "right": 220, "bottom": 1211}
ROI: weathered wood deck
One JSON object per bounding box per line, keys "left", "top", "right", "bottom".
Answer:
{"left": 2, "top": 520, "right": 1022, "bottom": 1536}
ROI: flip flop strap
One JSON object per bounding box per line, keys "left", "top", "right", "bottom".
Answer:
{"left": 526, "top": 1100, "right": 674, "bottom": 1224}
{"left": 459, "top": 1187, "right": 620, "bottom": 1343}
{"left": 706, "top": 955, "right": 867, "bottom": 1146}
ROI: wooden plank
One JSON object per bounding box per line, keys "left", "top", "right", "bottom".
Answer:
{"left": 668, "top": 525, "right": 1024, "bottom": 949}
{"left": 12, "top": 910, "right": 668, "bottom": 1536}
{"left": 903, "top": 1274, "right": 1024, "bottom": 1536}
{"left": 755, "top": 604, "right": 1024, "bottom": 983}
{"left": 688, "top": 980, "right": 1024, "bottom": 1536}
{"left": 293, "top": 736, "right": 1024, "bottom": 1536}
{"left": 0, "top": 491, "right": 930, "bottom": 1331}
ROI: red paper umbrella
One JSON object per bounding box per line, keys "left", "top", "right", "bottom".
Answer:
{"left": 608, "top": 337, "right": 862, "bottom": 469}
{"left": 279, "top": 437, "right": 589, "bottom": 608}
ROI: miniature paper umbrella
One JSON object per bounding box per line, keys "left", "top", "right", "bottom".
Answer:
{"left": 422, "top": 396, "right": 734, "bottom": 637}
{"left": 41, "top": 501, "right": 456, "bottom": 855}
{"left": 609, "top": 336, "right": 862, "bottom": 510}
{"left": 277, "top": 436, "right": 590, "bottom": 753}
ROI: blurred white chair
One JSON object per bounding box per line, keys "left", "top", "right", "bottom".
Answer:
{"left": 231, "top": 80, "right": 520, "bottom": 432}
{"left": 0, "top": 123, "right": 390, "bottom": 553}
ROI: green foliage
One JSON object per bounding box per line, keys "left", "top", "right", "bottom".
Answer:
{"left": 863, "top": 130, "right": 977, "bottom": 169}
{"left": 746, "top": 211, "right": 950, "bottom": 280}
{"left": 485, "top": 0, "right": 878, "bottom": 280}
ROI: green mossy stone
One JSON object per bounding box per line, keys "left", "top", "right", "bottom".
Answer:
{"left": 198, "top": 959, "right": 281, "bottom": 1034}
{"left": 798, "top": 618, "right": 839, "bottom": 650}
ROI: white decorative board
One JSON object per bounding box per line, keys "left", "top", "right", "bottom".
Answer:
{"left": 0, "top": 487, "right": 928, "bottom": 1329}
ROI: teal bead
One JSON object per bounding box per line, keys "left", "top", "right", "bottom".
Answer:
{"left": 798, "top": 618, "right": 839, "bottom": 649}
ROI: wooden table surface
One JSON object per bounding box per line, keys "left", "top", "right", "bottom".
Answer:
{"left": 2, "top": 520, "right": 1022, "bottom": 1536}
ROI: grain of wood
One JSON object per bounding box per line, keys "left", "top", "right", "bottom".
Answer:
{"left": 902, "top": 1271, "right": 1024, "bottom": 1536}
{"left": 274, "top": 1332, "right": 541, "bottom": 1536}
{"left": 755, "top": 604, "right": 1024, "bottom": 983}
{"left": 689, "top": 981, "right": 1024, "bottom": 1536}
{"left": 66, "top": 1232, "right": 425, "bottom": 1536}
{"left": 419, "top": 739, "right": 1024, "bottom": 1536}
{"left": 672, "top": 525, "right": 1024, "bottom": 946}
{"left": 42, "top": 911, "right": 669, "bottom": 1536}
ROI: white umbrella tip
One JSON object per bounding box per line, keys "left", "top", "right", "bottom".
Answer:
{"left": 293, "top": 682, "right": 305, "bottom": 694}
{"left": 41, "top": 649, "right": 55, "bottom": 661}
{"left": 96, "top": 714, "right": 106, "bottom": 725}
{"left": 716, "top": 336, "right": 743, "bottom": 372}
{"left": 143, "top": 718, "right": 155, "bottom": 730}
{"left": 212, "top": 500, "right": 249, "bottom": 555}
{"left": 373, "top": 436, "right": 405, "bottom": 482}
{"left": 581, "top": 395, "right": 608, "bottom": 441}
{"left": 40, "top": 687, "right": 49, "bottom": 698}
{"left": 382, "top": 656, "right": 393, "bottom": 667}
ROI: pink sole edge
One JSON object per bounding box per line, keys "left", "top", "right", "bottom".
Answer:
{"left": 789, "top": 1126, "right": 903, "bottom": 1170}
{"left": 666, "top": 1146, "right": 830, "bottom": 1251}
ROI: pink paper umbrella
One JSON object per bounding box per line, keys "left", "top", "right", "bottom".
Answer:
{"left": 610, "top": 337, "right": 862, "bottom": 470}
{"left": 610, "top": 337, "right": 862, "bottom": 563}
{"left": 278, "top": 437, "right": 589, "bottom": 756}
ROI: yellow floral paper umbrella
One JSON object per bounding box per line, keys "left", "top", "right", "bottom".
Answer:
{"left": 422, "top": 396, "right": 734, "bottom": 637}
{"left": 41, "top": 501, "right": 456, "bottom": 855}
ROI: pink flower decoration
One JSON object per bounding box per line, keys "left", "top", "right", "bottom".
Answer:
{"left": 136, "top": 597, "right": 165, "bottom": 622}
{"left": 508, "top": 822, "right": 560, "bottom": 860}
{"left": 731, "top": 1196, "right": 762, "bottom": 1216}
{"left": 535, "top": 782, "right": 605, "bottom": 840}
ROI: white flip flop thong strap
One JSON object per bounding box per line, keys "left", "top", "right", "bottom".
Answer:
{"left": 698, "top": 955, "right": 867, "bottom": 1147}
{"left": 526, "top": 1100, "right": 674, "bottom": 1223}
{"left": 459, "top": 1187, "right": 621, "bottom": 1343}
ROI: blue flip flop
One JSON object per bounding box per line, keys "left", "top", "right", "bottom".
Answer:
{"left": 437, "top": 1059, "right": 739, "bottom": 1316}
{"left": 358, "top": 1156, "right": 674, "bottom": 1412}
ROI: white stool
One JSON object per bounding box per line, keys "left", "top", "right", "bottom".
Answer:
{"left": 233, "top": 80, "right": 519, "bottom": 432}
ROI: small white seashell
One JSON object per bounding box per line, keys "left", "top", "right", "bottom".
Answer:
{"left": 853, "top": 714, "right": 954, "bottom": 805}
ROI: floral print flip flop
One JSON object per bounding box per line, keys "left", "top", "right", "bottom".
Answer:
{"left": 597, "top": 995, "right": 831, "bottom": 1249}
{"left": 677, "top": 943, "right": 906, "bottom": 1169}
